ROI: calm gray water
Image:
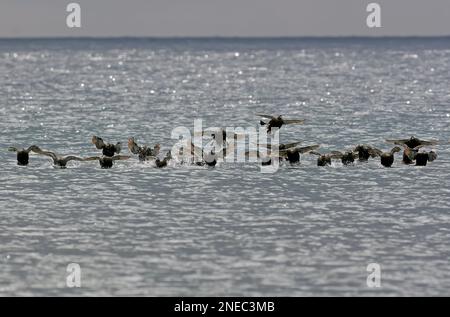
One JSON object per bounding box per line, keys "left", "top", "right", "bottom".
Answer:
{"left": 1, "top": 38, "right": 450, "bottom": 296}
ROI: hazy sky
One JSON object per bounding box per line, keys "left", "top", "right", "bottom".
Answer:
{"left": 0, "top": 0, "right": 449, "bottom": 37}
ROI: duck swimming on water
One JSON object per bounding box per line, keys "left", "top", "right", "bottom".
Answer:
{"left": 92, "top": 135, "right": 122, "bottom": 157}
{"left": 336, "top": 151, "right": 358, "bottom": 165}
{"left": 245, "top": 142, "right": 303, "bottom": 158}
{"left": 84, "top": 155, "right": 130, "bottom": 169}
{"left": 372, "top": 147, "right": 402, "bottom": 167}
{"left": 309, "top": 151, "right": 343, "bottom": 166}
{"left": 8, "top": 145, "right": 40, "bottom": 166}
{"left": 257, "top": 114, "right": 305, "bottom": 132}
{"left": 31, "top": 146, "right": 85, "bottom": 168}
{"left": 128, "top": 137, "right": 160, "bottom": 161}
{"left": 353, "top": 145, "right": 380, "bottom": 161}
{"left": 245, "top": 143, "right": 315, "bottom": 164}
{"left": 280, "top": 145, "right": 320, "bottom": 164}
{"left": 415, "top": 151, "right": 437, "bottom": 166}
{"left": 155, "top": 151, "right": 172, "bottom": 168}
{"left": 402, "top": 145, "right": 420, "bottom": 164}
{"left": 202, "top": 150, "right": 217, "bottom": 167}
{"left": 402, "top": 145, "right": 437, "bottom": 166}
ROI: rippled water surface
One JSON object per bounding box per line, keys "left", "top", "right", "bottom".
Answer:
{"left": 1, "top": 38, "right": 450, "bottom": 296}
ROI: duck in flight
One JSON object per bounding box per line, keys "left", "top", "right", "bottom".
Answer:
{"left": 128, "top": 137, "right": 160, "bottom": 161}
{"left": 92, "top": 135, "right": 122, "bottom": 157}
{"left": 386, "top": 137, "right": 438, "bottom": 164}
{"left": 386, "top": 136, "right": 438, "bottom": 149}
{"left": 84, "top": 155, "right": 131, "bottom": 169}
{"left": 257, "top": 114, "right": 305, "bottom": 132}
{"left": 31, "top": 146, "right": 85, "bottom": 168}
{"left": 8, "top": 145, "right": 40, "bottom": 166}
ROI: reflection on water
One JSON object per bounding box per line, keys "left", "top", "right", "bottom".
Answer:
{"left": 1, "top": 38, "right": 450, "bottom": 296}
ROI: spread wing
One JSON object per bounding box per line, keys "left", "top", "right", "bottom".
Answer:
{"left": 33, "top": 148, "right": 58, "bottom": 161}
{"left": 428, "top": 151, "right": 437, "bottom": 162}
{"left": 256, "top": 114, "right": 275, "bottom": 119}
{"left": 112, "top": 155, "right": 131, "bottom": 161}
{"left": 8, "top": 147, "right": 18, "bottom": 152}
{"left": 260, "top": 141, "right": 302, "bottom": 150}
{"left": 84, "top": 156, "right": 101, "bottom": 161}
{"left": 63, "top": 156, "right": 85, "bottom": 163}
{"left": 330, "top": 151, "right": 344, "bottom": 159}
{"left": 115, "top": 143, "right": 122, "bottom": 154}
{"left": 418, "top": 140, "right": 439, "bottom": 146}
{"left": 283, "top": 119, "right": 305, "bottom": 125}
{"left": 309, "top": 151, "right": 322, "bottom": 156}
{"left": 128, "top": 143, "right": 141, "bottom": 155}
{"left": 282, "top": 145, "right": 319, "bottom": 155}
{"left": 282, "top": 141, "right": 302, "bottom": 149}
{"left": 368, "top": 147, "right": 383, "bottom": 157}
{"left": 385, "top": 138, "right": 410, "bottom": 145}
{"left": 245, "top": 150, "right": 279, "bottom": 159}
{"left": 128, "top": 138, "right": 142, "bottom": 154}
{"left": 296, "top": 144, "right": 320, "bottom": 154}
{"left": 92, "top": 135, "right": 105, "bottom": 149}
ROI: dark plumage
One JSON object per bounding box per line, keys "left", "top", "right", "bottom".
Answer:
{"left": 85, "top": 155, "right": 130, "bottom": 169}
{"left": 280, "top": 145, "right": 320, "bottom": 164}
{"left": 386, "top": 136, "right": 438, "bottom": 149}
{"left": 401, "top": 145, "right": 437, "bottom": 166}
{"left": 203, "top": 151, "right": 217, "bottom": 167}
{"left": 310, "top": 151, "right": 342, "bottom": 167}
{"left": 31, "top": 146, "right": 85, "bottom": 168}
{"left": 257, "top": 114, "right": 305, "bottom": 132}
{"left": 415, "top": 151, "right": 437, "bottom": 166}
{"left": 92, "top": 135, "right": 121, "bottom": 157}
{"left": 8, "top": 145, "right": 39, "bottom": 166}
{"left": 340, "top": 151, "right": 357, "bottom": 165}
{"left": 155, "top": 151, "right": 172, "bottom": 168}
{"left": 415, "top": 153, "right": 429, "bottom": 166}
{"left": 261, "top": 158, "right": 272, "bottom": 166}
{"left": 378, "top": 147, "right": 401, "bottom": 167}
{"left": 128, "top": 137, "right": 160, "bottom": 161}
{"left": 354, "top": 145, "right": 380, "bottom": 161}
{"left": 259, "top": 141, "right": 302, "bottom": 151}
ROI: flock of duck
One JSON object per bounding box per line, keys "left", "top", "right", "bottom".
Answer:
{"left": 7, "top": 114, "right": 440, "bottom": 169}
